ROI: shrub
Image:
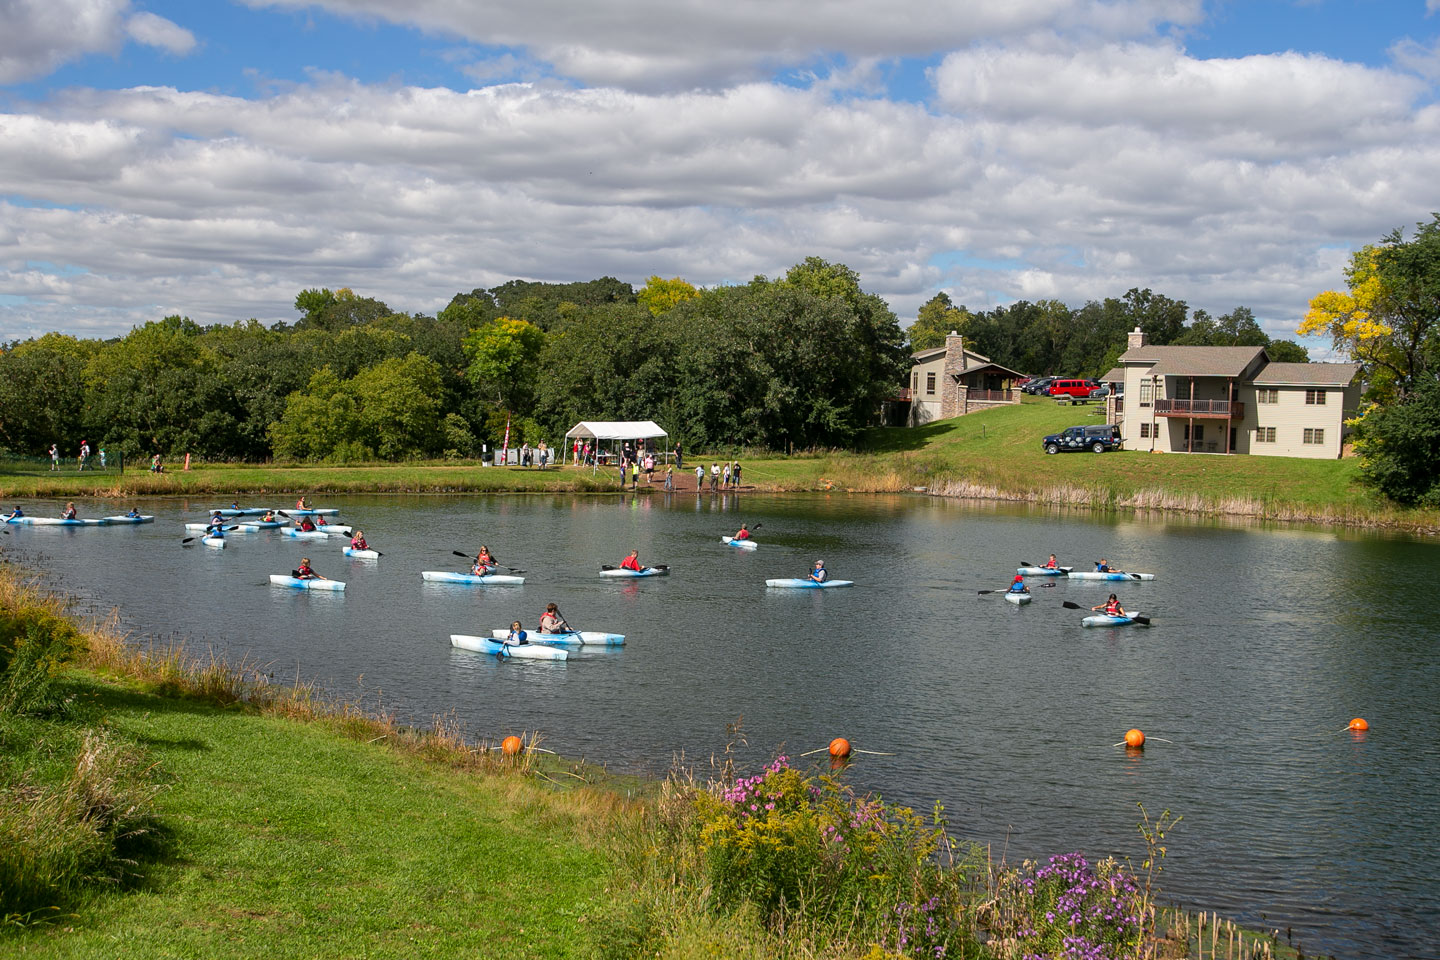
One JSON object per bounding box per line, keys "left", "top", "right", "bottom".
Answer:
{"left": 694, "top": 756, "right": 981, "bottom": 957}
{"left": 0, "top": 603, "right": 83, "bottom": 717}
{"left": 982, "top": 852, "right": 1146, "bottom": 959}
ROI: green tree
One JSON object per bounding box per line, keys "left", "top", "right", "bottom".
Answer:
{"left": 268, "top": 367, "right": 360, "bottom": 461}
{"left": 637, "top": 276, "right": 700, "bottom": 316}
{"left": 907, "top": 293, "right": 967, "bottom": 351}
{"left": 1351, "top": 376, "right": 1440, "bottom": 505}
{"left": 349, "top": 353, "right": 446, "bottom": 459}
{"left": 462, "top": 317, "right": 547, "bottom": 412}
{"left": 0, "top": 334, "right": 96, "bottom": 455}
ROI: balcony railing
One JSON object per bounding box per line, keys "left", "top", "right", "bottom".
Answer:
{"left": 891, "top": 387, "right": 912, "bottom": 402}
{"left": 1153, "top": 398, "right": 1244, "bottom": 419}
{"left": 966, "top": 388, "right": 1016, "bottom": 403}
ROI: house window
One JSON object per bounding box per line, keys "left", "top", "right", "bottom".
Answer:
{"left": 1139, "top": 381, "right": 1152, "bottom": 407}
{"left": 1257, "top": 389, "right": 1278, "bottom": 404}
{"left": 1184, "top": 424, "right": 1205, "bottom": 442}
{"left": 1303, "top": 428, "right": 1325, "bottom": 445}
{"left": 925, "top": 372, "right": 936, "bottom": 395}
{"left": 1139, "top": 423, "right": 1151, "bottom": 438}
{"left": 1305, "top": 389, "right": 1326, "bottom": 405}
{"left": 1255, "top": 426, "right": 1276, "bottom": 443}
{"left": 911, "top": 373, "right": 918, "bottom": 396}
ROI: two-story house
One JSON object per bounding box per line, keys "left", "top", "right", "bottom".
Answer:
{"left": 1116, "top": 327, "right": 1361, "bottom": 458}
{"left": 905, "top": 333, "right": 1026, "bottom": 426}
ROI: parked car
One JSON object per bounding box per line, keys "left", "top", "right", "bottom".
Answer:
{"left": 1042, "top": 424, "right": 1123, "bottom": 454}
{"left": 1024, "top": 376, "right": 1056, "bottom": 395}
{"left": 1047, "top": 378, "right": 1100, "bottom": 399}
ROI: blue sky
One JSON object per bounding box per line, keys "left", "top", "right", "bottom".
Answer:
{"left": 2, "top": 0, "right": 1438, "bottom": 342}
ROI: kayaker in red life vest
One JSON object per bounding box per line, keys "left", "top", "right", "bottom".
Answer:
{"left": 1092, "top": 594, "right": 1126, "bottom": 617}
{"left": 315, "top": 514, "right": 328, "bottom": 527}
{"left": 1009, "top": 574, "right": 1029, "bottom": 593}
{"left": 620, "top": 550, "right": 642, "bottom": 572}
{"left": 61, "top": 502, "right": 78, "bottom": 520}
{"left": 734, "top": 523, "right": 751, "bottom": 540}
{"left": 472, "top": 546, "right": 498, "bottom": 575}
{"left": 295, "top": 496, "right": 310, "bottom": 510}
{"left": 538, "top": 603, "right": 567, "bottom": 633}
{"left": 1044, "top": 554, "right": 1059, "bottom": 569}
{"left": 349, "top": 531, "right": 368, "bottom": 551}
{"left": 261, "top": 510, "right": 276, "bottom": 522}
{"left": 295, "top": 558, "right": 326, "bottom": 580}
{"left": 298, "top": 516, "right": 317, "bottom": 532}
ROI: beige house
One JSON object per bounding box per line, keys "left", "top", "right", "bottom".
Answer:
{"left": 906, "top": 333, "right": 1024, "bottom": 425}
{"left": 1115, "top": 327, "right": 1361, "bottom": 458}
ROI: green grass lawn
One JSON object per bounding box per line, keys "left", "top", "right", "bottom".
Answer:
{"left": 11, "top": 676, "right": 613, "bottom": 959}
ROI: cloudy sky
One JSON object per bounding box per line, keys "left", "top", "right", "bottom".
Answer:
{"left": 2, "top": 0, "right": 1438, "bottom": 344}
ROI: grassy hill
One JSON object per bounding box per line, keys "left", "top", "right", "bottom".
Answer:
{"left": 740, "top": 397, "right": 1438, "bottom": 530}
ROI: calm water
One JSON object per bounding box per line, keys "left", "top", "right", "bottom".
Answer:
{"left": 5, "top": 492, "right": 1438, "bottom": 959}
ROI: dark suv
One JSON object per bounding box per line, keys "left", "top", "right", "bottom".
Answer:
{"left": 1042, "top": 424, "right": 1123, "bottom": 454}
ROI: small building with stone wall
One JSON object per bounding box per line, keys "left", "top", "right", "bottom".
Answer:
{"left": 904, "top": 333, "right": 1025, "bottom": 426}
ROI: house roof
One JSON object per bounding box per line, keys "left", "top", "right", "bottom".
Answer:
{"left": 1250, "top": 362, "right": 1361, "bottom": 386}
{"left": 1099, "top": 367, "right": 1124, "bottom": 383}
{"left": 910, "top": 344, "right": 992, "bottom": 364}
{"left": 955, "top": 361, "right": 1027, "bottom": 380}
{"left": 1121, "top": 345, "right": 1266, "bottom": 378}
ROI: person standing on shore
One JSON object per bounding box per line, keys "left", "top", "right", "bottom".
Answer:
{"left": 694, "top": 464, "right": 704, "bottom": 491}
{"left": 48, "top": 443, "right": 59, "bottom": 471}
{"left": 722, "top": 462, "right": 731, "bottom": 488}
{"left": 733, "top": 462, "right": 742, "bottom": 487}
{"left": 674, "top": 442, "right": 683, "bottom": 470}
{"left": 664, "top": 465, "right": 674, "bottom": 491}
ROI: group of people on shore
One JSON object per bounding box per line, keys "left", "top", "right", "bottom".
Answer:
{"left": 46, "top": 441, "right": 105, "bottom": 471}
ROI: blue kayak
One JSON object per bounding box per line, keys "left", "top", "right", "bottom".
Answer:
{"left": 1068, "top": 571, "right": 1156, "bottom": 581}
{"left": 4, "top": 516, "right": 105, "bottom": 526}
{"left": 765, "top": 578, "right": 854, "bottom": 589}
{"left": 269, "top": 575, "right": 345, "bottom": 591}
{"left": 1082, "top": 611, "right": 1146, "bottom": 627}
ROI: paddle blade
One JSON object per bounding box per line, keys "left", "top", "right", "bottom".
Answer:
{"left": 600, "top": 564, "right": 616, "bottom": 570}
{"left": 653, "top": 564, "right": 670, "bottom": 570}
{"left": 1020, "top": 560, "right": 1035, "bottom": 567}
{"left": 1062, "top": 600, "right": 1084, "bottom": 610}
{"left": 1128, "top": 574, "right": 1142, "bottom": 580}
{"left": 181, "top": 537, "right": 195, "bottom": 544}
{"left": 452, "top": 550, "right": 471, "bottom": 559}
{"left": 1132, "top": 616, "right": 1151, "bottom": 625}
{"left": 977, "top": 589, "right": 996, "bottom": 595}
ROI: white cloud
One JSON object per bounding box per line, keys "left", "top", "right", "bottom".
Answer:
{"left": 1391, "top": 35, "right": 1440, "bottom": 81}
{"left": 124, "top": 11, "right": 196, "bottom": 56}
{"left": 241, "top": 0, "right": 1204, "bottom": 88}
{"left": 0, "top": 0, "right": 195, "bottom": 83}
{"left": 4, "top": 22, "right": 1439, "bottom": 343}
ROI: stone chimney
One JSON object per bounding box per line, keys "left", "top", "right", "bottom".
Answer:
{"left": 940, "top": 331, "right": 966, "bottom": 418}
{"left": 1127, "top": 326, "right": 1147, "bottom": 351}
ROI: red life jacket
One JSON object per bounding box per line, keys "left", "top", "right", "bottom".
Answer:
{"left": 1045, "top": 559, "right": 1057, "bottom": 568}
{"left": 735, "top": 529, "right": 750, "bottom": 540}
{"left": 621, "top": 556, "right": 641, "bottom": 571}
{"left": 1105, "top": 600, "right": 1122, "bottom": 615}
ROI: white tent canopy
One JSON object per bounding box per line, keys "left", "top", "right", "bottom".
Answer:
{"left": 563, "top": 421, "right": 670, "bottom": 467}
{"left": 564, "top": 420, "right": 669, "bottom": 441}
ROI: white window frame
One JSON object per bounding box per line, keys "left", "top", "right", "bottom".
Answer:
{"left": 925, "top": 372, "right": 936, "bottom": 395}
{"left": 1139, "top": 422, "right": 1151, "bottom": 439}
{"left": 1139, "top": 381, "right": 1152, "bottom": 407}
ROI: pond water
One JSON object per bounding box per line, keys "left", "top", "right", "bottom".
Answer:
{"left": 5, "top": 492, "right": 1437, "bottom": 959}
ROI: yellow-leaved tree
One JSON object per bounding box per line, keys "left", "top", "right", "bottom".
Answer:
{"left": 637, "top": 276, "right": 700, "bottom": 316}
{"left": 1299, "top": 215, "right": 1440, "bottom": 401}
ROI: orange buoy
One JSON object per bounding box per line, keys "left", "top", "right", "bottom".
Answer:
{"left": 501, "top": 735, "right": 523, "bottom": 756}
{"left": 828, "top": 737, "right": 852, "bottom": 759}
{"left": 1348, "top": 718, "right": 1369, "bottom": 731}
{"left": 1124, "top": 728, "right": 1146, "bottom": 749}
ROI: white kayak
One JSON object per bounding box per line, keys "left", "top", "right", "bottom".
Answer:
{"left": 286, "top": 508, "right": 339, "bottom": 516}
{"left": 1068, "top": 571, "right": 1155, "bottom": 581}
{"left": 186, "top": 522, "right": 234, "bottom": 531}
{"left": 421, "top": 571, "right": 525, "bottom": 585}
{"left": 7, "top": 517, "right": 106, "bottom": 526}
{"left": 235, "top": 521, "right": 288, "bottom": 530}
{"left": 1004, "top": 591, "right": 1032, "bottom": 605}
{"left": 314, "top": 524, "right": 352, "bottom": 535}
{"left": 1082, "top": 611, "right": 1146, "bottom": 627}
{"left": 1017, "top": 566, "right": 1070, "bottom": 576}
{"left": 282, "top": 528, "right": 333, "bottom": 540}
{"left": 599, "top": 565, "right": 669, "bottom": 578}
{"left": 765, "top": 578, "right": 854, "bottom": 589}
{"left": 269, "top": 574, "right": 345, "bottom": 591}
{"left": 489, "top": 628, "right": 624, "bottom": 647}
{"left": 214, "top": 507, "right": 270, "bottom": 516}
{"left": 202, "top": 536, "right": 226, "bottom": 548}
{"left": 343, "top": 547, "right": 380, "bottom": 560}
{"left": 101, "top": 514, "right": 154, "bottom": 524}
{"left": 721, "top": 536, "right": 758, "bottom": 550}
{"left": 451, "top": 634, "right": 567, "bottom": 661}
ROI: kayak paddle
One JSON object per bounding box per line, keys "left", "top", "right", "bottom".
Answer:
{"left": 978, "top": 589, "right": 1028, "bottom": 595}
{"left": 449, "top": 550, "right": 524, "bottom": 574}
{"left": 1062, "top": 600, "right": 1150, "bottom": 625}
{"left": 182, "top": 524, "right": 239, "bottom": 545}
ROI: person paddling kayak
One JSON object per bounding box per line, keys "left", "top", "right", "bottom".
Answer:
{"left": 733, "top": 523, "right": 752, "bottom": 541}
{"left": 538, "top": 603, "right": 568, "bottom": 633}
{"left": 349, "top": 531, "right": 369, "bottom": 551}
{"left": 207, "top": 511, "right": 226, "bottom": 532}
{"left": 1095, "top": 559, "right": 1113, "bottom": 573}
{"left": 1092, "top": 594, "right": 1126, "bottom": 617}
{"left": 261, "top": 510, "right": 277, "bottom": 522}
{"left": 500, "top": 620, "right": 528, "bottom": 657}
{"left": 295, "top": 496, "right": 310, "bottom": 510}
{"left": 298, "top": 516, "right": 318, "bottom": 532}
{"left": 1044, "top": 554, "right": 1060, "bottom": 570}
{"left": 808, "top": 559, "right": 828, "bottom": 584}
{"left": 471, "top": 546, "right": 499, "bottom": 575}
{"left": 7, "top": 506, "right": 23, "bottom": 519}
{"left": 1009, "top": 574, "right": 1029, "bottom": 594}
{"left": 619, "top": 550, "right": 642, "bottom": 572}
{"left": 295, "top": 557, "right": 326, "bottom": 580}
{"left": 125, "top": 507, "right": 142, "bottom": 519}
{"left": 61, "top": 502, "right": 78, "bottom": 520}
